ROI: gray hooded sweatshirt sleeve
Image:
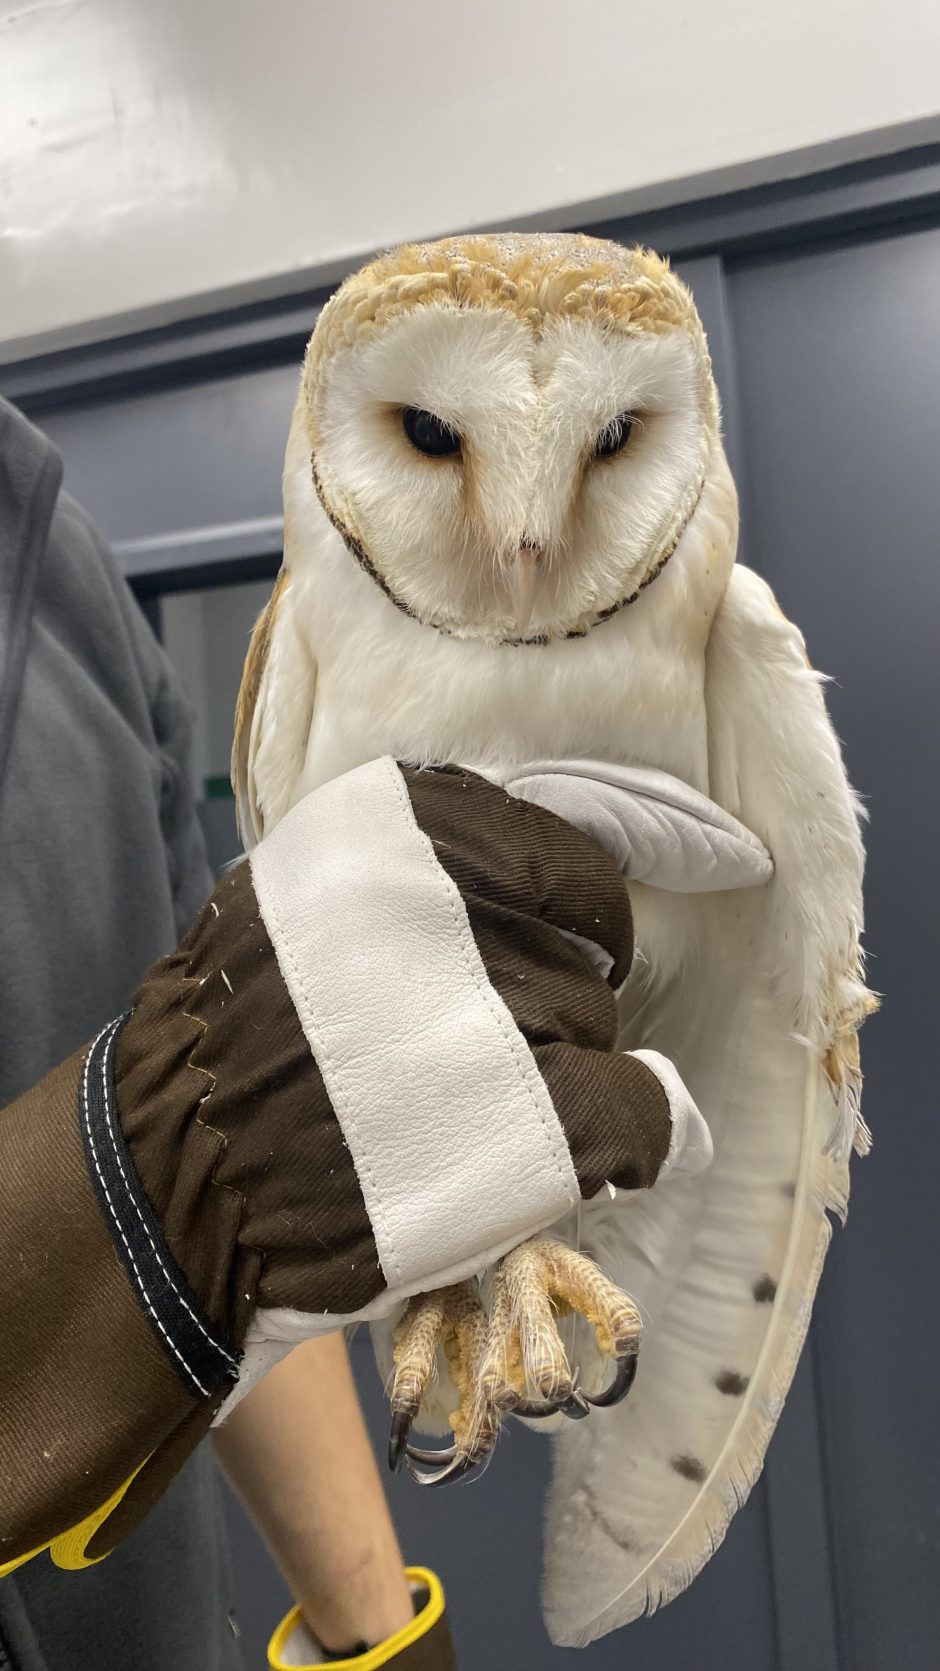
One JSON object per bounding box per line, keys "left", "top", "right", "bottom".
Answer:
{"left": 0, "top": 396, "right": 242, "bottom": 1671}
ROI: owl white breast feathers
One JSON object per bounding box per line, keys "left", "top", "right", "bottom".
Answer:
{"left": 233, "top": 234, "right": 873, "bottom": 1646}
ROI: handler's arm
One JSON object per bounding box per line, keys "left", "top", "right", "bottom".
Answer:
{"left": 213, "top": 1336, "right": 413, "bottom": 1655}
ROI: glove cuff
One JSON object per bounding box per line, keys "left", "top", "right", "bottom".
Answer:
{"left": 268, "top": 1568, "right": 454, "bottom": 1669}
{"left": 81, "top": 1015, "right": 242, "bottom": 1400}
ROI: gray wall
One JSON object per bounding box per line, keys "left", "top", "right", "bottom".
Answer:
{"left": 162, "top": 582, "right": 271, "bottom": 799}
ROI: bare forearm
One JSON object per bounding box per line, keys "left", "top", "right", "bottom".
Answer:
{"left": 211, "top": 1333, "right": 412, "bottom": 1653}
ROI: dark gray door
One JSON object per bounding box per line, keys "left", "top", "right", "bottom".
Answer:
{"left": 725, "top": 224, "right": 940, "bottom": 1671}
{"left": 8, "top": 199, "right": 937, "bottom": 1671}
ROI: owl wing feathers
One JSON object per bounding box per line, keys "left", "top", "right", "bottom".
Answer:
{"left": 704, "top": 564, "right": 875, "bottom": 1161}
{"left": 540, "top": 563, "right": 874, "bottom": 1645}
{"left": 232, "top": 564, "right": 318, "bottom": 848}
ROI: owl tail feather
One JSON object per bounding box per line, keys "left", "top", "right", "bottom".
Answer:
{"left": 541, "top": 908, "right": 852, "bottom": 1644}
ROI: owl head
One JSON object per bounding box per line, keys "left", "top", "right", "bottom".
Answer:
{"left": 235, "top": 234, "right": 737, "bottom": 840}
{"left": 297, "top": 233, "right": 724, "bottom": 644}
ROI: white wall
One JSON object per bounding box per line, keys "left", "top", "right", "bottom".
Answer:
{"left": 1, "top": 0, "right": 938, "bottom": 361}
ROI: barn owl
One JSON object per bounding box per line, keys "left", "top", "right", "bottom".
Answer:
{"left": 232, "top": 233, "right": 874, "bottom": 1646}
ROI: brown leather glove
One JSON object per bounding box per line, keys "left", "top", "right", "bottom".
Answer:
{"left": 0, "top": 758, "right": 707, "bottom": 1571}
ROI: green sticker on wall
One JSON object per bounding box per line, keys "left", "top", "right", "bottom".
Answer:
{"left": 203, "top": 775, "right": 235, "bottom": 801}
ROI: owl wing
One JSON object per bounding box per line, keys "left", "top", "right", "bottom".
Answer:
{"left": 541, "top": 563, "right": 875, "bottom": 1646}
{"left": 231, "top": 565, "right": 318, "bottom": 847}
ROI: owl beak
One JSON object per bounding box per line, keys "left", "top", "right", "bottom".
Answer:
{"left": 508, "top": 541, "right": 543, "bottom": 635}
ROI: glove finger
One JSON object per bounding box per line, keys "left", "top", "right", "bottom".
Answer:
{"left": 404, "top": 764, "right": 633, "bottom": 975}
{"left": 502, "top": 760, "right": 773, "bottom": 893}
{"left": 534, "top": 1042, "right": 711, "bottom": 1198}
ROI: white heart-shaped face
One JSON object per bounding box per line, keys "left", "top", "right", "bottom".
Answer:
{"left": 310, "top": 302, "right": 712, "bottom": 642}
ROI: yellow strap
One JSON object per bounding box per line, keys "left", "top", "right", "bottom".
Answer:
{"left": 0, "top": 1460, "right": 147, "bottom": 1579}
{"left": 267, "top": 1566, "right": 445, "bottom": 1670}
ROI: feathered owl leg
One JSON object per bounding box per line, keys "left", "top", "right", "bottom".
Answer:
{"left": 387, "top": 1245, "right": 642, "bottom": 1485}
{"left": 388, "top": 1281, "right": 500, "bottom": 1484}
{"left": 480, "top": 1238, "right": 642, "bottom": 1420}
{"left": 390, "top": 1241, "right": 642, "bottom": 1485}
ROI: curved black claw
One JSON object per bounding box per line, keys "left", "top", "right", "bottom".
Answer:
{"left": 388, "top": 1409, "right": 414, "bottom": 1472}
{"left": 405, "top": 1452, "right": 480, "bottom": 1488}
{"left": 582, "top": 1351, "right": 639, "bottom": 1409}
{"left": 508, "top": 1387, "right": 591, "bottom": 1421}
{"left": 404, "top": 1441, "right": 457, "bottom": 1466}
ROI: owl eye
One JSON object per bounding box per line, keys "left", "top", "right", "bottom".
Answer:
{"left": 402, "top": 407, "right": 462, "bottom": 457}
{"left": 593, "top": 411, "right": 635, "bottom": 459}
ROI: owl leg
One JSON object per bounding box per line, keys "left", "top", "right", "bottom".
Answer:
{"left": 480, "top": 1237, "right": 641, "bottom": 1420}
{"left": 388, "top": 1281, "right": 500, "bottom": 1484}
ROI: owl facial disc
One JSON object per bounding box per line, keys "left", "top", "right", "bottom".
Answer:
{"left": 303, "top": 232, "right": 718, "bottom": 645}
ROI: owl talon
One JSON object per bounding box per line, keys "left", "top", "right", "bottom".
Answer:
{"left": 405, "top": 1451, "right": 487, "bottom": 1488}
{"left": 387, "top": 1409, "right": 414, "bottom": 1472}
{"left": 479, "top": 1237, "right": 642, "bottom": 1430}
{"left": 389, "top": 1246, "right": 640, "bottom": 1482}
{"left": 582, "top": 1350, "right": 639, "bottom": 1409}
{"left": 389, "top": 1281, "right": 497, "bottom": 1480}
{"left": 508, "top": 1387, "right": 591, "bottom": 1420}
{"left": 404, "top": 1440, "right": 458, "bottom": 1465}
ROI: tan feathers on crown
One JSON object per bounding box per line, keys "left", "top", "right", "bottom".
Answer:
{"left": 305, "top": 233, "right": 704, "bottom": 384}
